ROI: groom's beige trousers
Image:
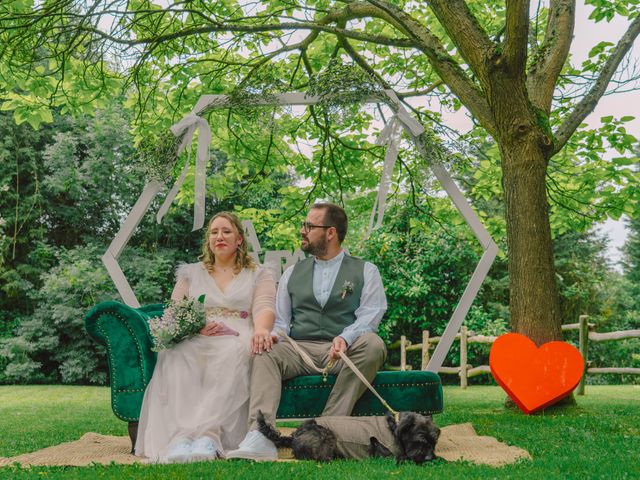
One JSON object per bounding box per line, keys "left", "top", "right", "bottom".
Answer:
{"left": 247, "top": 332, "right": 387, "bottom": 430}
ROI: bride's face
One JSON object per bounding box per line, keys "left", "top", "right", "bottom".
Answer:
{"left": 209, "top": 216, "right": 242, "bottom": 261}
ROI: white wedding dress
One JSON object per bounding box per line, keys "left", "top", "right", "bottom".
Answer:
{"left": 134, "top": 262, "right": 275, "bottom": 462}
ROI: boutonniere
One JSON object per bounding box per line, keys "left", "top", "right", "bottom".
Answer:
{"left": 340, "top": 280, "right": 354, "bottom": 300}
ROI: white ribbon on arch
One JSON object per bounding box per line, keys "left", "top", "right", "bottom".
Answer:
{"left": 157, "top": 91, "right": 424, "bottom": 237}
{"left": 156, "top": 113, "right": 211, "bottom": 231}
{"left": 366, "top": 115, "right": 401, "bottom": 238}
{"left": 365, "top": 93, "right": 425, "bottom": 239}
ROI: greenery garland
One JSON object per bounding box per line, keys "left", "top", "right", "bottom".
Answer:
{"left": 132, "top": 131, "right": 182, "bottom": 183}
{"left": 134, "top": 62, "right": 385, "bottom": 181}
{"left": 307, "top": 60, "right": 383, "bottom": 116}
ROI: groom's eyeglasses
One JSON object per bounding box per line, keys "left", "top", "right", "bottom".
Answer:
{"left": 301, "top": 221, "right": 332, "bottom": 233}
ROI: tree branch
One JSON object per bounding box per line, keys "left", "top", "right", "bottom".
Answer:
{"left": 427, "top": 0, "right": 495, "bottom": 82}
{"left": 553, "top": 14, "right": 640, "bottom": 153}
{"left": 397, "top": 81, "right": 444, "bottom": 98}
{"left": 80, "top": 21, "right": 417, "bottom": 48}
{"left": 528, "top": 0, "right": 576, "bottom": 112}
{"left": 336, "top": 32, "right": 391, "bottom": 89}
{"left": 503, "top": 0, "right": 530, "bottom": 76}
{"left": 236, "top": 30, "right": 321, "bottom": 88}
{"left": 365, "top": 0, "right": 497, "bottom": 136}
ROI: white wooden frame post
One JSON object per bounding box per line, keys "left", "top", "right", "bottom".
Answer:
{"left": 102, "top": 90, "right": 497, "bottom": 373}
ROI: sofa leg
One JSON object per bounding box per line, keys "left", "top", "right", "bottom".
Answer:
{"left": 128, "top": 421, "right": 139, "bottom": 454}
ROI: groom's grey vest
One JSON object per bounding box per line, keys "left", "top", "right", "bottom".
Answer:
{"left": 288, "top": 255, "right": 365, "bottom": 341}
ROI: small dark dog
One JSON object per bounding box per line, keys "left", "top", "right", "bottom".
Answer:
{"left": 257, "top": 410, "right": 440, "bottom": 464}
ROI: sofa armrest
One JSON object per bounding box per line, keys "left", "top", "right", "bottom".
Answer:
{"left": 137, "top": 303, "right": 165, "bottom": 318}
{"left": 85, "top": 301, "right": 158, "bottom": 421}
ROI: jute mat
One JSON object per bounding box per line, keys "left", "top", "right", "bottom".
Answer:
{"left": 435, "top": 423, "right": 531, "bottom": 467}
{"left": 0, "top": 423, "right": 530, "bottom": 468}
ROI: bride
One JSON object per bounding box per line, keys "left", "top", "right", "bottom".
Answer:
{"left": 135, "top": 212, "right": 276, "bottom": 463}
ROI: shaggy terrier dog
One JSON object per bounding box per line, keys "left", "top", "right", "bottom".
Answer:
{"left": 257, "top": 410, "right": 440, "bottom": 464}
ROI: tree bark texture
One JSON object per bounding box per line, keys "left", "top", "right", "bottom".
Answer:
{"left": 500, "top": 127, "right": 562, "bottom": 345}
{"left": 479, "top": 28, "right": 562, "bottom": 345}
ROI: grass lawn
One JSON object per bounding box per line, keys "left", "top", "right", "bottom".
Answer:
{"left": 1, "top": 385, "right": 638, "bottom": 479}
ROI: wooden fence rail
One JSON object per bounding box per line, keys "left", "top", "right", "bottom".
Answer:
{"left": 388, "top": 315, "right": 640, "bottom": 394}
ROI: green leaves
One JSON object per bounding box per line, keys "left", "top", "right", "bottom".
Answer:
{"left": 548, "top": 113, "right": 639, "bottom": 232}
{"left": 586, "top": 0, "right": 639, "bottom": 22}
{"left": 0, "top": 54, "right": 122, "bottom": 129}
{"left": 589, "top": 41, "right": 615, "bottom": 58}
{"left": 581, "top": 41, "right": 616, "bottom": 73}
{"left": 0, "top": 93, "right": 54, "bottom": 129}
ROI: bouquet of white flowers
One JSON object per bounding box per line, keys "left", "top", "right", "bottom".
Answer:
{"left": 148, "top": 295, "right": 206, "bottom": 352}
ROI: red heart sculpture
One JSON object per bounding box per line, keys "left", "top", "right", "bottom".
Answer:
{"left": 489, "top": 333, "right": 584, "bottom": 414}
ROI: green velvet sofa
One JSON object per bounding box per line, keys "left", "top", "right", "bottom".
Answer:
{"left": 85, "top": 300, "right": 443, "bottom": 451}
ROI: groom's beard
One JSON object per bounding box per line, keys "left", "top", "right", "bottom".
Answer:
{"left": 302, "top": 235, "right": 328, "bottom": 257}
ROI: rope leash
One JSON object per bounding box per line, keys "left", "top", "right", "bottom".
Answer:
{"left": 276, "top": 329, "right": 335, "bottom": 382}
{"left": 276, "top": 329, "right": 400, "bottom": 421}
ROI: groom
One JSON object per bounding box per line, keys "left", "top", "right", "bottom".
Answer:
{"left": 227, "top": 202, "right": 388, "bottom": 461}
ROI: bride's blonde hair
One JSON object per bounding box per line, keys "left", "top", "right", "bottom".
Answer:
{"left": 200, "top": 212, "right": 256, "bottom": 273}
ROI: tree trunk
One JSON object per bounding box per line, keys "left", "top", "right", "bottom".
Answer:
{"left": 500, "top": 135, "right": 562, "bottom": 345}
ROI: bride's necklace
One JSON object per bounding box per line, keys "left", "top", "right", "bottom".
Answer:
{"left": 213, "top": 265, "right": 235, "bottom": 274}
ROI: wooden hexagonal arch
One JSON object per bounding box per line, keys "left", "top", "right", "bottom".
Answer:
{"left": 102, "top": 90, "right": 498, "bottom": 373}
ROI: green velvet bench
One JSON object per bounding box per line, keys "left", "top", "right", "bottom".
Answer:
{"left": 85, "top": 300, "right": 443, "bottom": 451}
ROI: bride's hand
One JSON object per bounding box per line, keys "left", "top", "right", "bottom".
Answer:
{"left": 200, "top": 322, "right": 222, "bottom": 336}
{"left": 251, "top": 327, "right": 274, "bottom": 355}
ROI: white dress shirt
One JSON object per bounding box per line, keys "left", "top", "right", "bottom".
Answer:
{"left": 274, "top": 250, "right": 387, "bottom": 346}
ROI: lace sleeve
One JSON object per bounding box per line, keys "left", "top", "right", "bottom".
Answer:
{"left": 251, "top": 267, "right": 276, "bottom": 318}
{"left": 171, "top": 263, "right": 192, "bottom": 301}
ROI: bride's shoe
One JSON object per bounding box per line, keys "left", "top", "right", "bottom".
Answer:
{"left": 166, "top": 438, "right": 193, "bottom": 463}
{"left": 190, "top": 436, "right": 220, "bottom": 461}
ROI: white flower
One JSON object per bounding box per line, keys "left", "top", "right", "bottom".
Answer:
{"left": 340, "top": 281, "right": 354, "bottom": 300}
{"left": 148, "top": 296, "right": 206, "bottom": 351}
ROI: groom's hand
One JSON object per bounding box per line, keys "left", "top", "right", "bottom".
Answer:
{"left": 329, "top": 336, "right": 348, "bottom": 361}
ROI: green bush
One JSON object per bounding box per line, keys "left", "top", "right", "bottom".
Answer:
{"left": 0, "top": 243, "right": 186, "bottom": 385}
{"left": 359, "top": 214, "right": 507, "bottom": 337}
{"left": 355, "top": 208, "right": 509, "bottom": 379}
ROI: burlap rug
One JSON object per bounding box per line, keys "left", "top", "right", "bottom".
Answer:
{"left": 0, "top": 423, "right": 530, "bottom": 468}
